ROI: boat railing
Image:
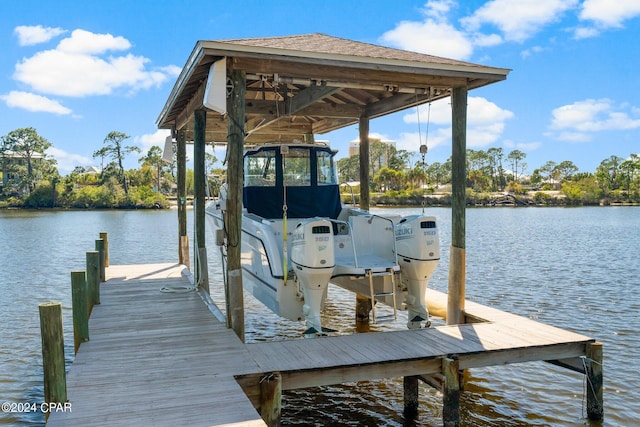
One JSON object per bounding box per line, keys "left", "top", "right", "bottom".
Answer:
{"left": 339, "top": 182, "right": 356, "bottom": 206}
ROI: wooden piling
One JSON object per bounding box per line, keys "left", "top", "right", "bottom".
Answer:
{"left": 39, "top": 301, "right": 67, "bottom": 416}
{"left": 355, "top": 294, "right": 371, "bottom": 324}
{"left": 71, "top": 271, "right": 89, "bottom": 353}
{"left": 99, "top": 231, "right": 109, "bottom": 267}
{"left": 586, "top": 342, "right": 603, "bottom": 420}
{"left": 180, "top": 235, "right": 190, "bottom": 271}
{"left": 358, "top": 114, "right": 370, "bottom": 211}
{"left": 447, "top": 86, "right": 467, "bottom": 326}
{"left": 228, "top": 269, "right": 245, "bottom": 341}
{"left": 260, "top": 372, "right": 282, "bottom": 427}
{"left": 198, "top": 247, "right": 210, "bottom": 294}
{"left": 95, "top": 239, "right": 105, "bottom": 282}
{"left": 86, "top": 251, "right": 100, "bottom": 312}
{"left": 177, "top": 129, "right": 188, "bottom": 265}
{"left": 403, "top": 375, "right": 419, "bottom": 418}
{"left": 442, "top": 357, "right": 460, "bottom": 427}
{"left": 194, "top": 108, "right": 207, "bottom": 285}
{"left": 226, "top": 67, "right": 246, "bottom": 341}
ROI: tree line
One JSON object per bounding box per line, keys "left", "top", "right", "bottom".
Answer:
{"left": 338, "top": 139, "right": 640, "bottom": 205}
{"left": 0, "top": 127, "right": 220, "bottom": 209}
{"left": 1, "top": 128, "right": 638, "bottom": 208}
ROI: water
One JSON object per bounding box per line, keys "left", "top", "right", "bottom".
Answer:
{"left": 1, "top": 207, "right": 638, "bottom": 426}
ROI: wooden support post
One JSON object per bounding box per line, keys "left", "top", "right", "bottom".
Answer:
{"left": 71, "top": 271, "right": 89, "bottom": 353}
{"left": 442, "top": 357, "right": 460, "bottom": 427}
{"left": 86, "top": 251, "right": 100, "bottom": 313}
{"left": 228, "top": 269, "right": 245, "bottom": 341}
{"left": 447, "top": 86, "right": 467, "bottom": 325}
{"left": 177, "top": 129, "right": 188, "bottom": 265}
{"left": 95, "top": 239, "right": 105, "bottom": 282}
{"left": 355, "top": 294, "right": 371, "bottom": 325}
{"left": 194, "top": 109, "right": 207, "bottom": 285}
{"left": 180, "top": 235, "right": 190, "bottom": 271}
{"left": 358, "top": 114, "right": 370, "bottom": 211}
{"left": 260, "top": 372, "right": 282, "bottom": 427}
{"left": 39, "top": 302, "right": 67, "bottom": 418}
{"left": 403, "top": 375, "right": 419, "bottom": 419}
{"left": 226, "top": 67, "right": 246, "bottom": 341}
{"left": 586, "top": 342, "right": 603, "bottom": 420}
{"left": 99, "top": 231, "right": 109, "bottom": 267}
{"left": 198, "top": 247, "right": 210, "bottom": 294}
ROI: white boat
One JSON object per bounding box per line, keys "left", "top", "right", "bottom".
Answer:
{"left": 206, "top": 141, "right": 440, "bottom": 335}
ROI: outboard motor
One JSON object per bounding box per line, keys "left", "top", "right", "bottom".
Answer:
{"left": 395, "top": 215, "right": 440, "bottom": 329}
{"left": 290, "top": 218, "right": 335, "bottom": 335}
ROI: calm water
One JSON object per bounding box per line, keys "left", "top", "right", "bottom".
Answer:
{"left": 0, "top": 207, "right": 638, "bottom": 426}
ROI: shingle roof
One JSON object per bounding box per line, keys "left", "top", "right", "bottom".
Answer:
{"left": 218, "top": 33, "right": 479, "bottom": 68}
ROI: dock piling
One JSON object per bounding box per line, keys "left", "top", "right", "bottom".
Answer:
{"left": 95, "top": 239, "right": 105, "bottom": 282}
{"left": 443, "top": 356, "right": 460, "bottom": 427}
{"left": 260, "top": 372, "right": 282, "bottom": 427}
{"left": 99, "top": 231, "right": 109, "bottom": 267}
{"left": 403, "top": 375, "right": 419, "bottom": 418}
{"left": 71, "top": 270, "right": 89, "bottom": 353}
{"left": 86, "top": 250, "right": 100, "bottom": 309}
{"left": 39, "top": 302, "right": 67, "bottom": 418}
{"left": 586, "top": 342, "right": 604, "bottom": 420}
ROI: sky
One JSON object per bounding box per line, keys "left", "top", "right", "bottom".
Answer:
{"left": 1, "top": 0, "right": 639, "bottom": 175}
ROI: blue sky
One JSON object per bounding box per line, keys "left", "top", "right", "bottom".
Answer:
{"left": 1, "top": 0, "right": 639, "bottom": 174}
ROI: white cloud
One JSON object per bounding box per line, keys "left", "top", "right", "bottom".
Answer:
{"left": 0, "top": 91, "right": 71, "bottom": 115}
{"left": 380, "top": 0, "right": 473, "bottom": 60}
{"left": 548, "top": 98, "right": 640, "bottom": 141}
{"left": 503, "top": 140, "right": 542, "bottom": 151}
{"left": 14, "top": 25, "right": 66, "bottom": 46}
{"left": 135, "top": 129, "right": 171, "bottom": 152}
{"left": 461, "top": 0, "right": 579, "bottom": 43}
{"left": 12, "top": 29, "right": 177, "bottom": 98}
{"left": 402, "top": 96, "right": 513, "bottom": 148}
{"left": 579, "top": 0, "right": 640, "bottom": 28}
{"left": 46, "top": 147, "right": 93, "bottom": 174}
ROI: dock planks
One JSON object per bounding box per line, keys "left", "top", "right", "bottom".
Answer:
{"left": 48, "top": 263, "right": 596, "bottom": 426}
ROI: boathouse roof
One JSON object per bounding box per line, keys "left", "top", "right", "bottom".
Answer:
{"left": 156, "top": 33, "right": 510, "bottom": 143}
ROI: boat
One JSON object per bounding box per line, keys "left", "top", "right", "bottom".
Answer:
{"left": 206, "top": 141, "right": 440, "bottom": 335}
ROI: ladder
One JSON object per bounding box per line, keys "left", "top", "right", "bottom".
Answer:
{"left": 367, "top": 268, "right": 398, "bottom": 323}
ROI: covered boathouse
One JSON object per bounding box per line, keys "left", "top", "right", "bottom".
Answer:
{"left": 149, "top": 33, "right": 602, "bottom": 425}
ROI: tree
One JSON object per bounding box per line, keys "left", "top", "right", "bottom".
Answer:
{"left": 139, "top": 145, "right": 164, "bottom": 192}
{"left": 595, "top": 155, "right": 624, "bottom": 196}
{"left": 337, "top": 155, "right": 360, "bottom": 182}
{"left": 507, "top": 149, "right": 527, "bottom": 183}
{"left": 487, "top": 147, "right": 506, "bottom": 191}
{"left": 554, "top": 160, "right": 579, "bottom": 183}
{"left": 93, "top": 131, "right": 140, "bottom": 195}
{"left": 0, "top": 127, "right": 55, "bottom": 194}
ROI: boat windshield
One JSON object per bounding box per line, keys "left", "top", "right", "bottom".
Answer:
{"left": 317, "top": 149, "right": 337, "bottom": 186}
{"left": 244, "top": 149, "right": 276, "bottom": 187}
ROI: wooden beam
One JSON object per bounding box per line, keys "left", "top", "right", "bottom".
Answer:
{"left": 358, "top": 115, "right": 370, "bottom": 211}
{"left": 259, "top": 372, "right": 282, "bottom": 427}
{"left": 447, "top": 85, "right": 467, "bottom": 325}
{"left": 403, "top": 375, "right": 419, "bottom": 418}
{"left": 226, "top": 68, "right": 246, "bottom": 341}
{"left": 175, "top": 81, "right": 206, "bottom": 133}
{"left": 230, "top": 56, "right": 472, "bottom": 88}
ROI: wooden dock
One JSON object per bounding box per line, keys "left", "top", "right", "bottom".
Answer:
{"left": 47, "top": 262, "right": 601, "bottom": 426}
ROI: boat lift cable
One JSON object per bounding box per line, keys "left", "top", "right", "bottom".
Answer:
{"left": 416, "top": 97, "right": 431, "bottom": 215}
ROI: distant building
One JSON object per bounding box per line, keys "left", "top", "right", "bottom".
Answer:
{"left": 0, "top": 150, "right": 45, "bottom": 191}
{"left": 348, "top": 138, "right": 397, "bottom": 168}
